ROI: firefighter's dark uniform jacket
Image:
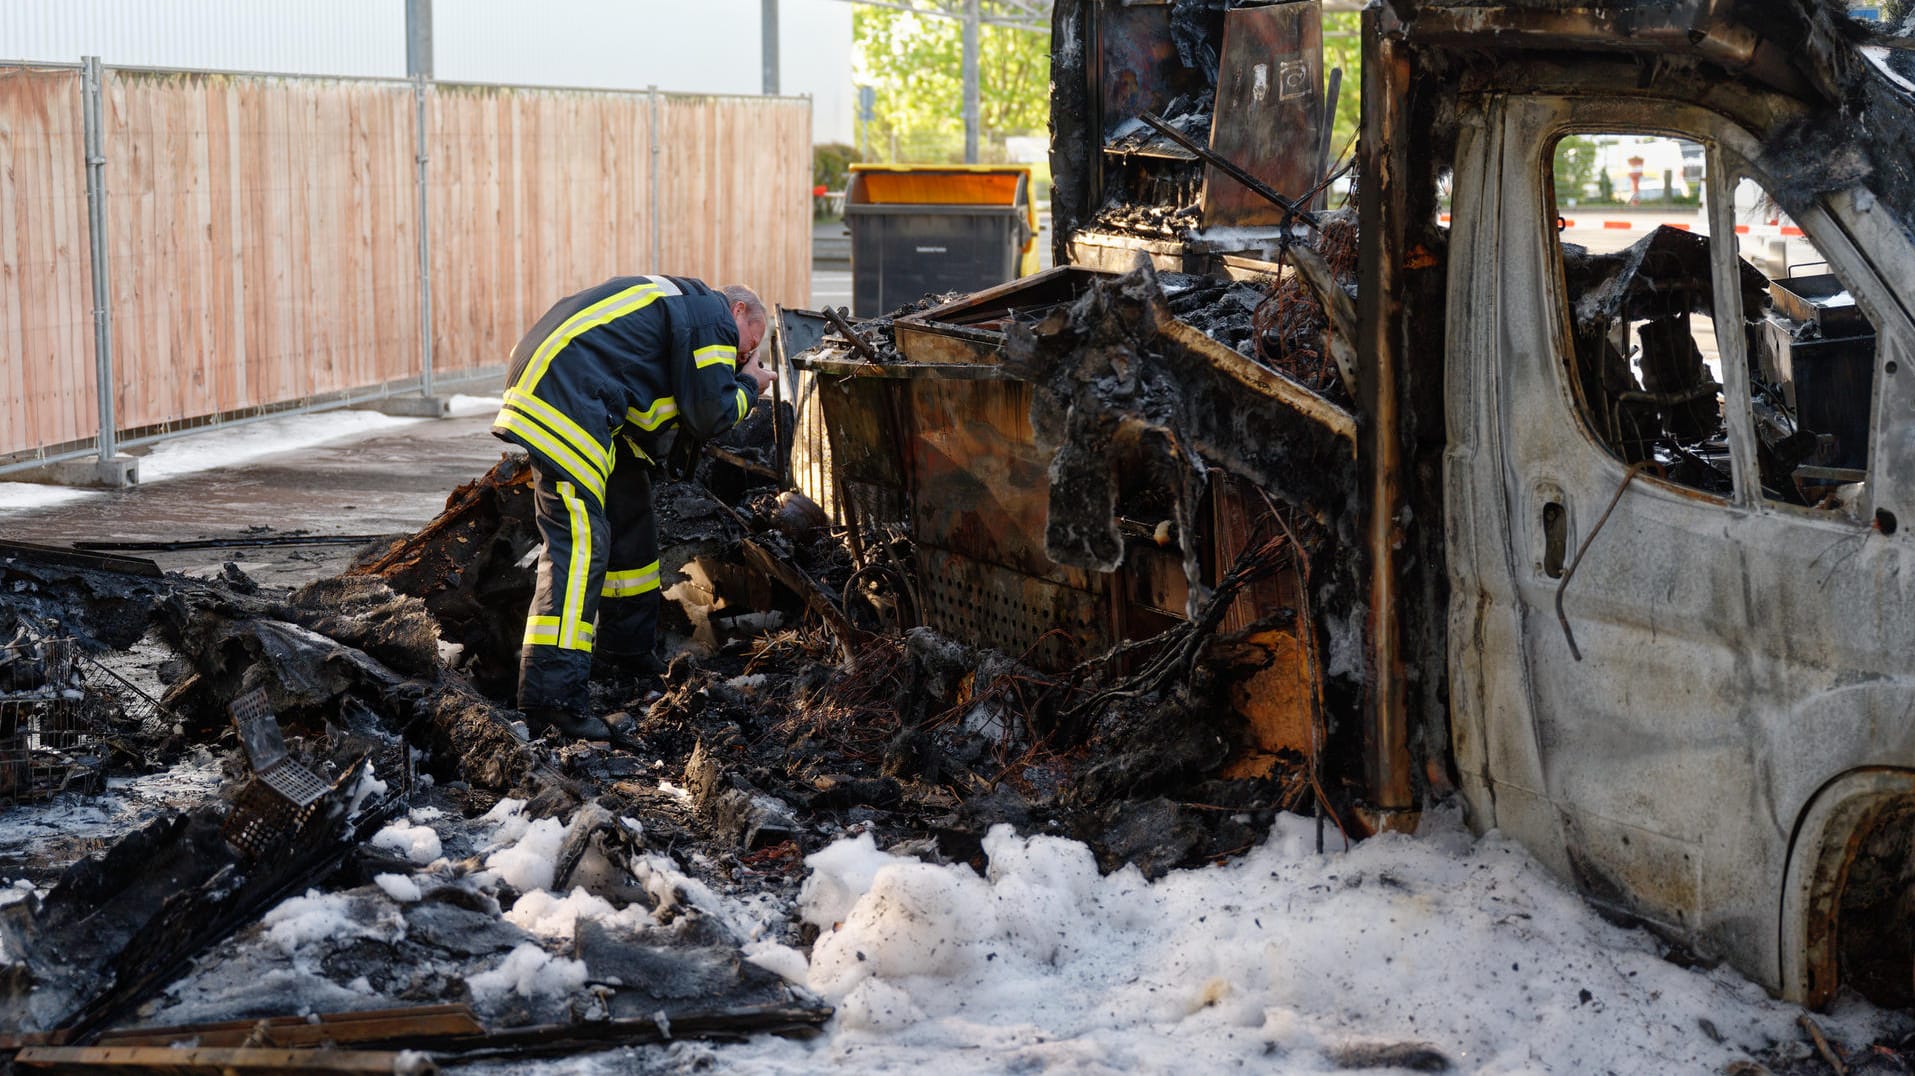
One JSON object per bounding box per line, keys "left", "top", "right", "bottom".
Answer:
{"left": 491, "top": 275, "right": 756, "bottom": 713}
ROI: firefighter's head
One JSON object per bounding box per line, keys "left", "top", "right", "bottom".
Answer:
{"left": 719, "top": 284, "right": 768, "bottom": 358}
{"left": 720, "top": 284, "right": 774, "bottom": 395}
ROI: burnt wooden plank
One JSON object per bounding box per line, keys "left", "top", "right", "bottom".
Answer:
{"left": 0, "top": 540, "right": 163, "bottom": 578}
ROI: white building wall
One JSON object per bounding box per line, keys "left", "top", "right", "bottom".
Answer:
{"left": 433, "top": 0, "right": 852, "bottom": 143}
{"left": 0, "top": 0, "right": 405, "bottom": 77}
{"left": 0, "top": 0, "right": 853, "bottom": 142}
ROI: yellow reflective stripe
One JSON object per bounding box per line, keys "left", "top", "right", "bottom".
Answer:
{"left": 495, "top": 411, "right": 606, "bottom": 504}
{"left": 504, "top": 388, "right": 609, "bottom": 479}
{"left": 523, "top": 615, "right": 562, "bottom": 647}
{"left": 734, "top": 387, "right": 749, "bottom": 423}
{"left": 558, "top": 481, "right": 594, "bottom": 652}
{"left": 517, "top": 283, "right": 666, "bottom": 395}
{"left": 601, "top": 560, "right": 662, "bottom": 598}
{"left": 694, "top": 344, "right": 737, "bottom": 370}
{"left": 522, "top": 618, "right": 591, "bottom": 648}
{"left": 520, "top": 620, "right": 585, "bottom": 643}
{"left": 625, "top": 396, "right": 679, "bottom": 431}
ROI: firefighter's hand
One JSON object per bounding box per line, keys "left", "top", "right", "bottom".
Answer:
{"left": 741, "top": 354, "right": 775, "bottom": 396}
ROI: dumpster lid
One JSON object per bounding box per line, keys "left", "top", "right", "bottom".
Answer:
{"left": 848, "top": 164, "right": 1029, "bottom": 208}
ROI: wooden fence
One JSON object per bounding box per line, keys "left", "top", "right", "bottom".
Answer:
{"left": 0, "top": 62, "right": 812, "bottom": 463}
{"left": 0, "top": 66, "right": 96, "bottom": 456}
{"left": 427, "top": 87, "right": 811, "bottom": 375}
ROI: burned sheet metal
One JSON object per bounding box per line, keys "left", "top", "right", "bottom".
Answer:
{"left": 1003, "top": 263, "right": 1356, "bottom": 579}
{"left": 0, "top": 751, "right": 398, "bottom": 1036}
{"left": 1054, "top": 0, "right": 1329, "bottom": 269}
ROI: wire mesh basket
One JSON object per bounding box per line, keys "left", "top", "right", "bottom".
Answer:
{"left": 0, "top": 637, "right": 106, "bottom": 803}
{"left": 0, "top": 634, "right": 177, "bottom": 804}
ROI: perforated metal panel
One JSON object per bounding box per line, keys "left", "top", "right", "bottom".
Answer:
{"left": 221, "top": 778, "right": 319, "bottom": 861}
{"left": 917, "top": 547, "right": 1108, "bottom": 669}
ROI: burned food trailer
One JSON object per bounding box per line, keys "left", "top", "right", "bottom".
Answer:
{"left": 792, "top": 0, "right": 1915, "bottom": 1007}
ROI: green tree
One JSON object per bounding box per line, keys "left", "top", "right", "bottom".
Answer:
{"left": 1553, "top": 136, "right": 1601, "bottom": 203}
{"left": 1321, "top": 12, "right": 1361, "bottom": 170}
{"left": 853, "top": 6, "right": 1051, "bottom": 163}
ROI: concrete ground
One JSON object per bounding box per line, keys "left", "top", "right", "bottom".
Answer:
{"left": 1, "top": 414, "right": 511, "bottom": 588}
{"left": 811, "top": 266, "right": 852, "bottom": 311}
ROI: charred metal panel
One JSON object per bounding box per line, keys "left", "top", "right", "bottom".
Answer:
{"left": 816, "top": 376, "right": 912, "bottom": 530}
{"left": 917, "top": 546, "right": 1111, "bottom": 666}
{"left": 1098, "top": 3, "right": 1214, "bottom": 135}
{"left": 1049, "top": 0, "right": 1098, "bottom": 268}
{"left": 910, "top": 379, "right": 1085, "bottom": 587}
{"left": 1445, "top": 84, "right": 1915, "bottom": 1000}
{"left": 1201, "top": 3, "right": 1324, "bottom": 228}
{"left": 1051, "top": 0, "right": 1323, "bottom": 268}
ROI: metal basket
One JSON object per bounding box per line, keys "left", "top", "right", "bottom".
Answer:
{"left": 0, "top": 637, "right": 105, "bottom": 803}
{"left": 0, "top": 635, "right": 177, "bottom": 804}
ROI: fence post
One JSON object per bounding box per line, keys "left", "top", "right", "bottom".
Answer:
{"left": 413, "top": 76, "right": 434, "bottom": 399}
{"left": 80, "top": 57, "right": 121, "bottom": 473}
{"left": 649, "top": 85, "right": 662, "bottom": 272}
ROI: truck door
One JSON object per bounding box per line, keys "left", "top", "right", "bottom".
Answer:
{"left": 1446, "top": 92, "right": 1915, "bottom": 985}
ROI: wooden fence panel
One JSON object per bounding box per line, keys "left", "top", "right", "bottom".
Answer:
{"left": 0, "top": 66, "right": 97, "bottom": 457}
{"left": 657, "top": 95, "right": 812, "bottom": 316}
{"left": 2, "top": 69, "right": 810, "bottom": 463}
{"left": 102, "top": 71, "right": 421, "bottom": 431}
{"left": 429, "top": 87, "right": 810, "bottom": 377}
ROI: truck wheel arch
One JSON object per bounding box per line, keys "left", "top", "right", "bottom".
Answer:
{"left": 1782, "top": 767, "right": 1915, "bottom": 1008}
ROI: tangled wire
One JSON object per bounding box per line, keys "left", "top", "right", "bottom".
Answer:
{"left": 1251, "top": 213, "right": 1360, "bottom": 397}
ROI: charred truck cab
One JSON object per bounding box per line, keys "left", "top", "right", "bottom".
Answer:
{"left": 1049, "top": 0, "right": 1915, "bottom": 1006}
{"left": 1424, "top": 17, "right": 1915, "bottom": 1004}
{"left": 794, "top": 0, "right": 1915, "bottom": 1009}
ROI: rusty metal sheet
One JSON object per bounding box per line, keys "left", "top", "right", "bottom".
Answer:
{"left": 13, "top": 1045, "right": 424, "bottom": 1073}
{"left": 1220, "top": 629, "right": 1317, "bottom": 779}
{"left": 893, "top": 267, "right": 1116, "bottom": 366}
{"left": 1121, "top": 544, "right": 1189, "bottom": 616}
{"left": 800, "top": 354, "right": 1009, "bottom": 380}
{"left": 816, "top": 376, "right": 912, "bottom": 526}
{"left": 909, "top": 266, "right": 1113, "bottom": 327}
{"left": 891, "top": 322, "right": 1003, "bottom": 366}
{"left": 1201, "top": 2, "right": 1325, "bottom": 229}
{"left": 908, "top": 378, "right": 1092, "bottom": 587}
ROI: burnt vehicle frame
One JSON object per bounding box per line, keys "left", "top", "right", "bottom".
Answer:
{"left": 794, "top": 0, "right": 1915, "bottom": 1006}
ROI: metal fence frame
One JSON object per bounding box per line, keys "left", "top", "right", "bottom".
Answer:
{"left": 0, "top": 57, "right": 813, "bottom": 479}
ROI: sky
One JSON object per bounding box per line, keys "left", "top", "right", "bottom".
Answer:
{"left": 0, "top": 0, "right": 855, "bottom": 142}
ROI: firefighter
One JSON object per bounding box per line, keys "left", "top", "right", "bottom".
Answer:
{"left": 492, "top": 276, "right": 775, "bottom": 738}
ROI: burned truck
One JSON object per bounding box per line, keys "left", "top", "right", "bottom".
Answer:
{"left": 787, "top": 0, "right": 1915, "bottom": 1008}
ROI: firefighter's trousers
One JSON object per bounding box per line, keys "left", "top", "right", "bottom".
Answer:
{"left": 517, "top": 440, "right": 661, "bottom": 713}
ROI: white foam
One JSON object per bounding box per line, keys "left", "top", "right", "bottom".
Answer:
{"left": 136, "top": 410, "right": 424, "bottom": 482}
{"left": 797, "top": 831, "right": 912, "bottom": 932}
{"left": 0, "top": 483, "right": 100, "bottom": 512}
{"left": 483, "top": 816, "right": 565, "bottom": 893}
{"left": 698, "top": 811, "right": 1891, "bottom": 1073}
{"left": 374, "top": 873, "right": 422, "bottom": 903}
{"left": 466, "top": 942, "right": 588, "bottom": 1003}
{"left": 372, "top": 820, "right": 444, "bottom": 865}
{"left": 506, "top": 886, "right": 649, "bottom": 940}
{"left": 261, "top": 889, "right": 399, "bottom": 959}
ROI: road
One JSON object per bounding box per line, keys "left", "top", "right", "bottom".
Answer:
{"left": 1550, "top": 205, "right": 1822, "bottom": 277}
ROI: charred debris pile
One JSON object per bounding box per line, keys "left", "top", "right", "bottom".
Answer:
{"left": 0, "top": 367, "right": 1357, "bottom": 1064}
